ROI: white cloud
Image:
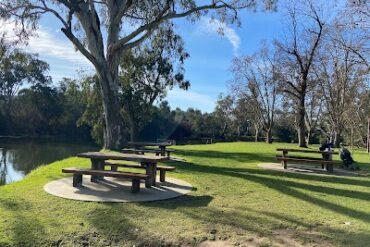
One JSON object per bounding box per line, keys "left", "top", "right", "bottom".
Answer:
{"left": 198, "top": 17, "right": 241, "bottom": 55}
{"left": 0, "top": 20, "right": 91, "bottom": 67}
{"left": 28, "top": 30, "right": 91, "bottom": 66}
{"left": 166, "top": 88, "right": 216, "bottom": 113}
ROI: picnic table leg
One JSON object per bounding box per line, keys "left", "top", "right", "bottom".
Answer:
{"left": 91, "top": 159, "right": 104, "bottom": 182}
{"left": 282, "top": 151, "right": 288, "bottom": 169}
{"left": 321, "top": 154, "right": 327, "bottom": 169}
{"left": 160, "top": 146, "right": 166, "bottom": 156}
{"left": 143, "top": 162, "right": 157, "bottom": 188}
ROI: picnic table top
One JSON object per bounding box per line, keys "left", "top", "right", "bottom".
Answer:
{"left": 77, "top": 152, "right": 169, "bottom": 162}
{"left": 128, "top": 141, "right": 173, "bottom": 147}
{"left": 276, "top": 148, "right": 339, "bottom": 154}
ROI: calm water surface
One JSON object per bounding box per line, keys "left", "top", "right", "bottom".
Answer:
{"left": 0, "top": 139, "right": 98, "bottom": 185}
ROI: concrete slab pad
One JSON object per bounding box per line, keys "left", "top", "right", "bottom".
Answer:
{"left": 258, "top": 162, "right": 360, "bottom": 177}
{"left": 44, "top": 176, "right": 192, "bottom": 202}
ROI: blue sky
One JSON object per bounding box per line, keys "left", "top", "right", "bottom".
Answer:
{"left": 5, "top": 8, "right": 283, "bottom": 113}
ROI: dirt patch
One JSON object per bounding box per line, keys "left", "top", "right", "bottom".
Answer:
{"left": 199, "top": 240, "right": 233, "bottom": 247}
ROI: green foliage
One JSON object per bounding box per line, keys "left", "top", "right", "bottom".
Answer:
{"left": 75, "top": 76, "right": 105, "bottom": 145}
{"left": 0, "top": 39, "right": 51, "bottom": 133}
{"left": 120, "top": 25, "right": 190, "bottom": 140}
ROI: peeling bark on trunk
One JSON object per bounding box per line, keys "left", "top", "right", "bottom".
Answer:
{"left": 97, "top": 71, "right": 123, "bottom": 150}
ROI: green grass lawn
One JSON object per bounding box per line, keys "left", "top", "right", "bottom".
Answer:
{"left": 1, "top": 142, "right": 370, "bottom": 246}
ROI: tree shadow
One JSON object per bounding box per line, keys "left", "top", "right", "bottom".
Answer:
{"left": 139, "top": 194, "right": 213, "bottom": 209}
{"left": 83, "top": 203, "right": 193, "bottom": 246}
{"left": 168, "top": 156, "right": 370, "bottom": 224}
{"left": 174, "top": 149, "right": 275, "bottom": 163}
{"left": 0, "top": 197, "right": 46, "bottom": 247}
{"left": 170, "top": 150, "right": 370, "bottom": 188}
{"left": 181, "top": 204, "right": 370, "bottom": 246}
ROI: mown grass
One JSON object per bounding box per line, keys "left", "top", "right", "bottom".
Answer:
{"left": 1, "top": 142, "right": 370, "bottom": 246}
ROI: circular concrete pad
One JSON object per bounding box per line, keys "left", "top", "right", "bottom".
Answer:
{"left": 44, "top": 176, "right": 192, "bottom": 202}
{"left": 258, "top": 162, "right": 360, "bottom": 176}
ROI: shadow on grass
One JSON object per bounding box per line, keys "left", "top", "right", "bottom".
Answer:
{"left": 174, "top": 149, "right": 275, "bottom": 163}
{"left": 140, "top": 194, "right": 213, "bottom": 209}
{"left": 0, "top": 197, "right": 46, "bottom": 247}
{"left": 172, "top": 149, "right": 370, "bottom": 188}
{"left": 168, "top": 150, "right": 370, "bottom": 225}
{"left": 182, "top": 204, "right": 370, "bottom": 246}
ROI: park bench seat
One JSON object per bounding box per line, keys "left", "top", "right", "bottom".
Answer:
{"left": 104, "top": 161, "right": 175, "bottom": 182}
{"left": 121, "top": 148, "right": 173, "bottom": 157}
{"left": 276, "top": 156, "right": 340, "bottom": 173}
{"left": 62, "top": 167, "right": 148, "bottom": 193}
{"left": 276, "top": 155, "right": 327, "bottom": 161}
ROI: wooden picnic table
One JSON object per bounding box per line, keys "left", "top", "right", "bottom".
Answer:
{"left": 276, "top": 148, "right": 339, "bottom": 172}
{"left": 77, "top": 152, "right": 169, "bottom": 188}
{"left": 128, "top": 141, "right": 173, "bottom": 156}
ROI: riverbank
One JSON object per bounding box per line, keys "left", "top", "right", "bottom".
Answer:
{"left": 1, "top": 142, "right": 370, "bottom": 246}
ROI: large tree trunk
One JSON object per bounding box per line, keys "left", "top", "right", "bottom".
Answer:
{"left": 306, "top": 128, "right": 311, "bottom": 145}
{"left": 125, "top": 108, "right": 138, "bottom": 142}
{"left": 266, "top": 128, "right": 273, "bottom": 144}
{"left": 333, "top": 130, "right": 342, "bottom": 148}
{"left": 97, "top": 71, "right": 124, "bottom": 150}
{"left": 297, "top": 95, "right": 307, "bottom": 148}
{"left": 254, "top": 124, "right": 260, "bottom": 142}
{"left": 130, "top": 125, "right": 138, "bottom": 142}
{"left": 74, "top": 8, "right": 125, "bottom": 150}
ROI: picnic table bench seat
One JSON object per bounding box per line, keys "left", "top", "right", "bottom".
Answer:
{"left": 276, "top": 155, "right": 326, "bottom": 161}
{"left": 276, "top": 156, "right": 339, "bottom": 172}
{"left": 104, "top": 161, "right": 175, "bottom": 182}
{"left": 276, "top": 148, "right": 340, "bottom": 173}
{"left": 121, "top": 148, "right": 173, "bottom": 157}
{"left": 62, "top": 167, "right": 148, "bottom": 193}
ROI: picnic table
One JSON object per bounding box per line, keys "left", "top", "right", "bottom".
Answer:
{"left": 128, "top": 141, "right": 173, "bottom": 156}
{"left": 77, "top": 152, "right": 169, "bottom": 188}
{"left": 276, "top": 148, "right": 339, "bottom": 173}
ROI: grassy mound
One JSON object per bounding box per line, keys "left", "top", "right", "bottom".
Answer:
{"left": 1, "top": 142, "right": 370, "bottom": 246}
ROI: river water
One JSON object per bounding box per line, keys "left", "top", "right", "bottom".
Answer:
{"left": 0, "top": 139, "right": 98, "bottom": 185}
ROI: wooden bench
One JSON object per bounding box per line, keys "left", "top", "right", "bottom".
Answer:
{"left": 276, "top": 156, "right": 340, "bottom": 173}
{"left": 276, "top": 155, "right": 329, "bottom": 168}
{"left": 104, "top": 161, "right": 175, "bottom": 182}
{"left": 62, "top": 168, "right": 148, "bottom": 193}
{"left": 276, "top": 148, "right": 339, "bottom": 173}
{"left": 121, "top": 148, "right": 173, "bottom": 157}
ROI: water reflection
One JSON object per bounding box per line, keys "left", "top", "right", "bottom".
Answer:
{"left": 0, "top": 139, "right": 98, "bottom": 185}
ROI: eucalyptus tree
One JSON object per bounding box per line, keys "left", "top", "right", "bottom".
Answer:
{"left": 231, "top": 45, "right": 278, "bottom": 143}
{"left": 214, "top": 94, "right": 234, "bottom": 138}
{"left": 274, "top": 1, "right": 326, "bottom": 147}
{"left": 0, "top": 0, "right": 275, "bottom": 149}
{"left": 120, "top": 26, "right": 189, "bottom": 141}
